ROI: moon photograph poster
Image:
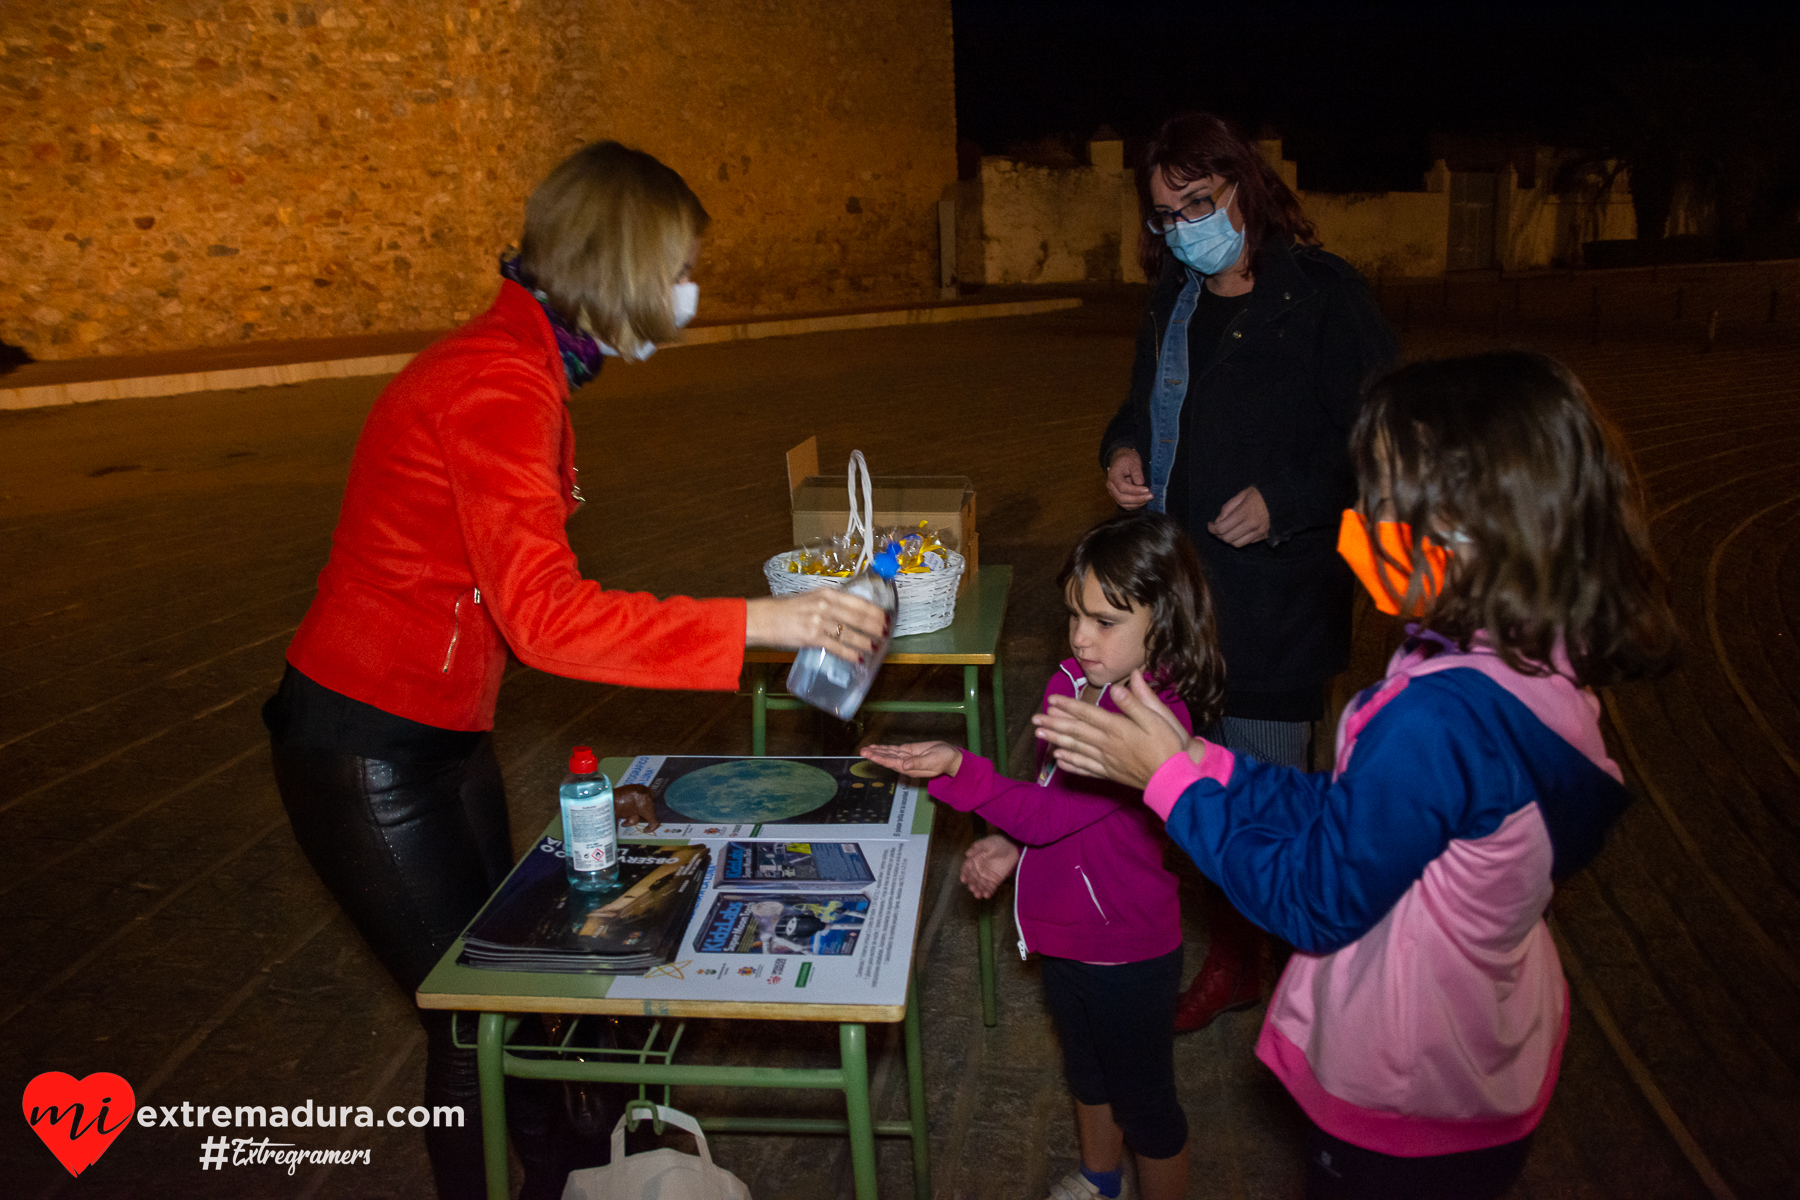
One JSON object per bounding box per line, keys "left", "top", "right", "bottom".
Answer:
{"left": 616, "top": 755, "right": 926, "bottom": 839}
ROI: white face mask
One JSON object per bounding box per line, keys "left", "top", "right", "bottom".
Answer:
{"left": 672, "top": 280, "right": 699, "bottom": 329}
{"left": 597, "top": 282, "right": 701, "bottom": 361}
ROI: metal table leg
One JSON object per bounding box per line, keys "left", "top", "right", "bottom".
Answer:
{"left": 975, "top": 656, "right": 1006, "bottom": 1027}
{"left": 476, "top": 1014, "right": 925, "bottom": 1198}
{"left": 990, "top": 651, "right": 1008, "bottom": 777}
{"left": 905, "top": 971, "right": 932, "bottom": 1200}
{"left": 972, "top": 808, "right": 999, "bottom": 1027}
{"left": 962, "top": 663, "right": 982, "bottom": 757}
{"left": 839, "top": 1023, "right": 878, "bottom": 1199}
{"left": 477, "top": 1012, "right": 509, "bottom": 1200}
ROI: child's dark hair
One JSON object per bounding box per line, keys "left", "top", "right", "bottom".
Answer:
{"left": 1056, "top": 511, "right": 1226, "bottom": 723}
{"left": 1350, "top": 351, "right": 1678, "bottom": 687}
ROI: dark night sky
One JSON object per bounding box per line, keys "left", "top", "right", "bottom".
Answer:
{"left": 952, "top": 1, "right": 1799, "bottom": 191}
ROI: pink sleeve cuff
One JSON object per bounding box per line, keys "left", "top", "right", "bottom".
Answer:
{"left": 1144, "top": 740, "right": 1234, "bottom": 820}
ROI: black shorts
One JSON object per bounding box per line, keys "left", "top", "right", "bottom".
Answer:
{"left": 1040, "top": 947, "right": 1188, "bottom": 1160}
{"left": 1304, "top": 1118, "right": 1533, "bottom": 1200}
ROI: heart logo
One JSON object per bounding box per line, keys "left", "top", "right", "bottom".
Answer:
{"left": 22, "top": 1072, "right": 136, "bottom": 1177}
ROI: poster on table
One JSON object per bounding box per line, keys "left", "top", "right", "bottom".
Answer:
{"left": 602, "top": 834, "right": 928, "bottom": 1009}
{"left": 614, "top": 755, "right": 920, "bottom": 839}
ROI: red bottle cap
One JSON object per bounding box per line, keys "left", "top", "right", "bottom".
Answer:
{"left": 568, "top": 746, "right": 598, "bottom": 774}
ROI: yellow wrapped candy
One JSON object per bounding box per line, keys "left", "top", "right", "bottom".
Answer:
{"left": 788, "top": 521, "right": 953, "bottom": 578}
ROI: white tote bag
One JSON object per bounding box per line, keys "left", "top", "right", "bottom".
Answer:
{"left": 560, "top": 1103, "right": 751, "bottom": 1200}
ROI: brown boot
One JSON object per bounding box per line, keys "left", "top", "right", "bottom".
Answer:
{"left": 1173, "top": 949, "right": 1261, "bottom": 1032}
{"left": 1174, "top": 890, "right": 1264, "bottom": 1033}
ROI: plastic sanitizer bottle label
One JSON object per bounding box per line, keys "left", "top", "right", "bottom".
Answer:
{"left": 566, "top": 798, "right": 616, "bottom": 871}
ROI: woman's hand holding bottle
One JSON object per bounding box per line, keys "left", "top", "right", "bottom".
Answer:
{"left": 746, "top": 590, "right": 889, "bottom": 663}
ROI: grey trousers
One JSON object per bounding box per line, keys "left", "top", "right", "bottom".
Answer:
{"left": 1211, "top": 716, "right": 1311, "bottom": 770}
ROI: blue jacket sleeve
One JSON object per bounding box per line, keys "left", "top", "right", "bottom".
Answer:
{"left": 1162, "top": 682, "right": 1514, "bottom": 953}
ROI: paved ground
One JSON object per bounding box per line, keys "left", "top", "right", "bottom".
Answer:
{"left": 3, "top": 263, "right": 1797, "bottom": 1198}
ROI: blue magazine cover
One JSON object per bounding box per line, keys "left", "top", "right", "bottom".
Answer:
{"left": 715, "top": 841, "right": 875, "bottom": 889}
{"left": 692, "top": 892, "right": 870, "bottom": 956}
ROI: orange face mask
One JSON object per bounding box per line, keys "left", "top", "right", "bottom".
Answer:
{"left": 1336, "top": 508, "right": 1451, "bottom": 617}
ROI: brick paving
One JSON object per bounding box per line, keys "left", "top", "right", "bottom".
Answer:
{"left": 3, "top": 270, "right": 1796, "bottom": 1198}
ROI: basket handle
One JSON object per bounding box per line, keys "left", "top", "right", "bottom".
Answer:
{"left": 845, "top": 450, "right": 874, "bottom": 574}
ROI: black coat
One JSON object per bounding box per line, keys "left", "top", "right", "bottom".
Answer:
{"left": 1101, "top": 239, "right": 1398, "bottom": 701}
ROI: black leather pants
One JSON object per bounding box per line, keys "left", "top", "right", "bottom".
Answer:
{"left": 268, "top": 739, "right": 567, "bottom": 1199}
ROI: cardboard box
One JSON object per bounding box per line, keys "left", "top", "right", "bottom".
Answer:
{"left": 785, "top": 437, "right": 978, "bottom": 582}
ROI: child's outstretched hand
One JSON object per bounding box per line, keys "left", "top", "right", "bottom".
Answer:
{"left": 860, "top": 741, "right": 963, "bottom": 779}
{"left": 961, "top": 833, "right": 1020, "bottom": 899}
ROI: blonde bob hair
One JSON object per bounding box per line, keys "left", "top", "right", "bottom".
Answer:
{"left": 517, "top": 140, "right": 709, "bottom": 359}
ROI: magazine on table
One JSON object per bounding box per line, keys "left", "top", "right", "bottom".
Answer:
{"left": 457, "top": 838, "right": 711, "bottom": 975}
{"left": 692, "top": 891, "right": 871, "bottom": 956}
{"left": 714, "top": 841, "right": 876, "bottom": 890}
{"left": 601, "top": 835, "right": 928, "bottom": 1008}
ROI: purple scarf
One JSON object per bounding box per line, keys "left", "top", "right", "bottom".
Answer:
{"left": 499, "top": 254, "right": 604, "bottom": 389}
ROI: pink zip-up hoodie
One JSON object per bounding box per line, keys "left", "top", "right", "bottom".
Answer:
{"left": 1145, "top": 637, "right": 1629, "bottom": 1155}
{"left": 929, "top": 660, "right": 1191, "bottom": 964}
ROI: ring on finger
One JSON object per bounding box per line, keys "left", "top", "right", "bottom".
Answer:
{"left": 833, "top": 623, "right": 843, "bottom": 639}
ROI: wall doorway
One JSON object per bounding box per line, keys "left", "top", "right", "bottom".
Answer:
{"left": 1448, "top": 172, "right": 1497, "bottom": 271}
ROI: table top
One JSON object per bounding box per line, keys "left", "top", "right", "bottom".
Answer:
{"left": 417, "top": 759, "right": 934, "bottom": 1023}
{"left": 744, "top": 564, "right": 1010, "bottom": 666}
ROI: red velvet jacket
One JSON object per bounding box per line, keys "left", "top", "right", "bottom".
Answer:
{"left": 287, "top": 280, "right": 747, "bottom": 731}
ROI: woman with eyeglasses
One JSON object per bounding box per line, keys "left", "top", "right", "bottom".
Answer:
{"left": 261, "top": 140, "right": 887, "bottom": 1199}
{"left": 1099, "top": 112, "right": 1397, "bottom": 1037}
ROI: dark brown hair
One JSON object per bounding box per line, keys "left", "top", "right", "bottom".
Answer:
{"left": 1350, "top": 351, "right": 1678, "bottom": 687}
{"left": 519, "top": 140, "right": 710, "bottom": 359}
{"left": 1056, "top": 511, "right": 1226, "bottom": 722}
{"left": 1136, "top": 112, "right": 1317, "bottom": 282}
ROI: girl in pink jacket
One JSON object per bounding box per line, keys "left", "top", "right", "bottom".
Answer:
{"left": 865, "top": 511, "right": 1225, "bottom": 1200}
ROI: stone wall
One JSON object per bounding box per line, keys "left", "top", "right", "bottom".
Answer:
{"left": 1499, "top": 156, "right": 1636, "bottom": 271}
{"left": 959, "top": 138, "right": 1640, "bottom": 287}
{"left": 1, "top": 0, "right": 955, "bottom": 359}
{"left": 960, "top": 141, "right": 1130, "bottom": 286}
{"left": 1303, "top": 189, "right": 1451, "bottom": 278}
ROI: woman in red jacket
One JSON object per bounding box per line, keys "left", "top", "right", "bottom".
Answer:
{"left": 262, "top": 141, "right": 885, "bottom": 1199}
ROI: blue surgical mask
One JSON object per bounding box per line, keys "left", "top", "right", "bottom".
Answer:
{"left": 1163, "top": 184, "right": 1244, "bottom": 276}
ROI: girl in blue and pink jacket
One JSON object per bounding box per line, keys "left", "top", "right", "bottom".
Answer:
{"left": 865, "top": 511, "right": 1226, "bottom": 1200}
{"left": 1036, "top": 353, "right": 1678, "bottom": 1200}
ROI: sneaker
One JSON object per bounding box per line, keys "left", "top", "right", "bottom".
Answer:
{"left": 1045, "top": 1167, "right": 1133, "bottom": 1200}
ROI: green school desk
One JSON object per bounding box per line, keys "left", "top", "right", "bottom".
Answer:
{"left": 416, "top": 763, "right": 935, "bottom": 1200}
{"left": 745, "top": 563, "right": 1010, "bottom": 1026}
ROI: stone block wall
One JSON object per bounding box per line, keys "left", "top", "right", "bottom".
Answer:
{"left": 1303, "top": 189, "right": 1450, "bottom": 278}
{"left": 961, "top": 137, "right": 1646, "bottom": 287}
{"left": 1, "top": 0, "right": 955, "bottom": 359}
{"left": 1500, "top": 162, "right": 1637, "bottom": 271}
{"left": 960, "top": 148, "right": 1129, "bottom": 287}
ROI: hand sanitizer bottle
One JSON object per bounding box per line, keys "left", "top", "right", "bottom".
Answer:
{"left": 559, "top": 746, "right": 618, "bottom": 891}
{"left": 786, "top": 547, "right": 900, "bottom": 719}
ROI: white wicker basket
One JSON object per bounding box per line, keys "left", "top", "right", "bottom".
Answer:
{"left": 763, "top": 547, "right": 965, "bottom": 637}
{"left": 763, "top": 448, "right": 965, "bottom": 637}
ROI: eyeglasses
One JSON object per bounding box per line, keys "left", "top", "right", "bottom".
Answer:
{"left": 1145, "top": 190, "right": 1224, "bottom": 235}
